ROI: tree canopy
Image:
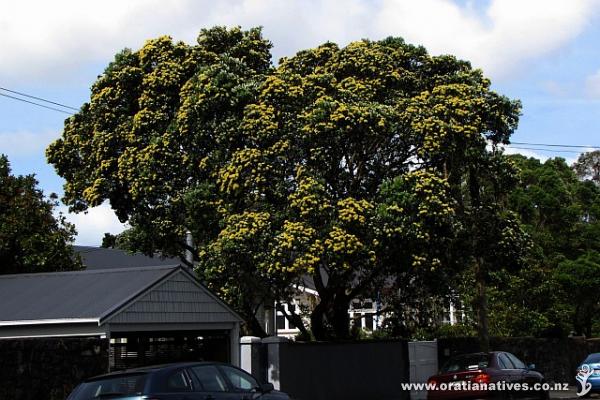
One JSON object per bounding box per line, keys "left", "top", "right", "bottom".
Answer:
{"left": 0, "top": 155, "right": 80, "bottom": 274}
{"left": 47, "top": 26, "right": 524, "bottom": 340}
{"left": 463, "top": 154, "right": 600, "bottom": 338}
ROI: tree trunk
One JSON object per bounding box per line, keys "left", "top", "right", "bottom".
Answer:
{"left": 331, "top": 293, "right": 351, "bottom": 339}
{"left": 311, "top": 301, "right": 328, "bottom": 340}
{"left": 241, "top": 307, "right": 268, "bottom": 338}
{"left": 474, "top": 257, "right": 489, "bottom": 351}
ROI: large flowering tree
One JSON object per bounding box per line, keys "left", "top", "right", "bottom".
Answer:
{"left": 48, "top": 28, "right": 523, "bottom": 340}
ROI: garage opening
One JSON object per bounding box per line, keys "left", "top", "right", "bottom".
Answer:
{"left": 109, "top": 330, "right": 231, "bottom": 370}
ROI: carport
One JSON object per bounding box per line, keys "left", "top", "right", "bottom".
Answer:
{"left": 0, "top": 264, "right": 242, "bottom": 370}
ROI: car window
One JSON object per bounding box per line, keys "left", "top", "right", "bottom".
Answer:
{"left": 506, "top": 353, "right": 527, "bottom": 369}
{"left": 165, "top": 370, "right": 192, "bottom": 393}
{"left": 70, "top": 373, "right": 147, "bottom": 399}
{"left": 584, "top": 354, "right": 600, "bottom": 364}
{"left": 441, "top": 354, "right": 490, "bottom": 373}
{"left": 220, "top": 366, "right": 259, "bottom": 391}
{"left": 498, "top": 353, "right": 514, "bottom": 369}
{"left": 189, "top": 365, "right": 228, "bottom": 392}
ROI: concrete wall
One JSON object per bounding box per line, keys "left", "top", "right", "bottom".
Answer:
{"left": 438, "top": 337, "right": 600, "bottom": 384}
{"left": 0, "top": 337, "right": 108, "bottom": 400}
{"left": 243, "top": 337, "right": 410, "bottom": 400}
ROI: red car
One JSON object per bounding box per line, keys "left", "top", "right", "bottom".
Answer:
{"left": 427, "top": 351, "right": 548, "bottom": 400}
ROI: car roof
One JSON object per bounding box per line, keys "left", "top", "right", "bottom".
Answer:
{"left": 84, "top": 362, "right": 227, "bottom": 381}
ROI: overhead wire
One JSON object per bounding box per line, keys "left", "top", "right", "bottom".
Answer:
{"left": 0, "top": 86, "right": 78, "bottom": 111}
{"left": 0, "top": 92, "right": 74, "bottom": 115}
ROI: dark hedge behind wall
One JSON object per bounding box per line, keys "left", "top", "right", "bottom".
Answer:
{"left": 0, "top": 337, "right": 109, "bottom": 400}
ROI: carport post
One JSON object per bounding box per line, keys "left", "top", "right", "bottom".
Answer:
{"left": 262, "top": 336, "right": 290, "bottom": 390}
{"left": 240, "top": 336, "right": 262, "bottom": 376}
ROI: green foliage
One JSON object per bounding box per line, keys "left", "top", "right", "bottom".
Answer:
{"left": 435, "top": 323, "right": 477, "bottom": 338}
{"left": 483, "top": 155, "right": 600, "bottom": 337}
{"left": 0, "top": 155, "right": 80, "bottom": 274}
{"left": 555, "top": 251, "right": 600, "bottom": 337}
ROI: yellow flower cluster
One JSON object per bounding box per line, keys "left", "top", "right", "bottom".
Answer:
{"left": 288, "top": 171, "right": 331, "bottom": 218}
{"left": 218, "top": 211, "right": 271, "bottom": 243}
{"left": 269, "top": 221, "right": 322, "bottom": 274}
{"left": 324, "top": 226, "right": 364, "bottom": 258}
{"left": 337, "top": 197, "right": 373, "bottom": 224}
{"left": 218, "top": 140, "right": 289, "bottom": 194}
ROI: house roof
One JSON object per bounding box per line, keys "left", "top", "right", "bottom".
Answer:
{"left": 73, "top": 246, "right": 322, "bottom": 299}
{"left": 74, "top": 245, "right": 179, "bottom": 270}
{"left": 0, "top": 265, "right": 180, "bottom": 325}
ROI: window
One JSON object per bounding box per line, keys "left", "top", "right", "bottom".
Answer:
{"left": 165, "top": 370, "right": 192, "bottom": 392}
{"left": 189, "top": 365, "right": 227, "bottom": 392}
{"left": 276, "top": 315, "right": 286, "bottom": 330}
{"left": 441, "top": 354, "right": 490, "bottom": 373}
{"left": 364, "top": 313, "right": 374, "bottom": 331}
{"left": 585, "top": 354, "right": 600, "bottom": 364}
{"left": 498, "top": 353, "right": 515, "bottom": 369}
{"left": 506, "top": 353, "right": 526, "bottom": 369}
{"left": 220, "top": 366, "right": 258, "bottom": 392}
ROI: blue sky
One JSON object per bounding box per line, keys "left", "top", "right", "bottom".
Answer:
{"left": 2, "top": 0, "right": 600, "bottom": 245}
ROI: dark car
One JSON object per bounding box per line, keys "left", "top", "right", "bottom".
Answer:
{"left": 427, "top": 352, "right": 547, "bottom": 400}
{"left": 66, "top": 362, "right": 289, "bottom": 400}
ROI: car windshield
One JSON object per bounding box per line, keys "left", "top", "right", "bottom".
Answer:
{"left": 69, "top": 373, "right": 148, "bottom": 399}
{"left": 441, "top": 354, "right": 490, "bottom": 373}
{"left": 584, "top": 354, "right": 600, "bottom": 364}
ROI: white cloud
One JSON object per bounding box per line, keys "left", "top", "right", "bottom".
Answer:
{"left": 501, "top": 145, "right": 549, "bottom": 162}
{"left": 57, "top": 202, "right": 127, "bottom": 246}
{"left": 0, "top": 131, "right": 60, "bottom": 158}
{"left": 376, "top": 0, "right": 599, "bottom": 78}
{"left": 585, "top": 69, "right": 600, "bottom": 97}
{"left": 539, "top": 80, "right": 570, "bottom": 97}
{"left": 1, "top": 0, "right": 599, "bottom": 84}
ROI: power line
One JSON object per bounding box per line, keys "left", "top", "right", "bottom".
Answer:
{"left": 510, "top": 141, "right": 600, "bottom": 150}
{"left": 0, "top": 86, "right": 79, "bottom": 111}
{"left": 504, "top": 145, "right": 583, "bottom": 154}
{"left": 0, "top": 92, "right": 74, "bottom": 115}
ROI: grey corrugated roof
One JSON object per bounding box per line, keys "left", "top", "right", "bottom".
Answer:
{"left": 74, "top": 246, "right": 180, "bottom": 270}
{"left": 0, "top": 265, "right": 178, "bottom": 323}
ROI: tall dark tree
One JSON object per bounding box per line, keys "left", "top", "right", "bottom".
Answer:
{"left": 0, "top": 155, "right": 80, "bottom": 274}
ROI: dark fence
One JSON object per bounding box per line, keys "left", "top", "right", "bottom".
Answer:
{"left": 438, "top": 337, "right": 600, "bottom": 384}
{"left": 275, "top": 339, "right": 409, "bottom": 400}
{"left": 0, "top": 337, "right": 108, "bottom": 400}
